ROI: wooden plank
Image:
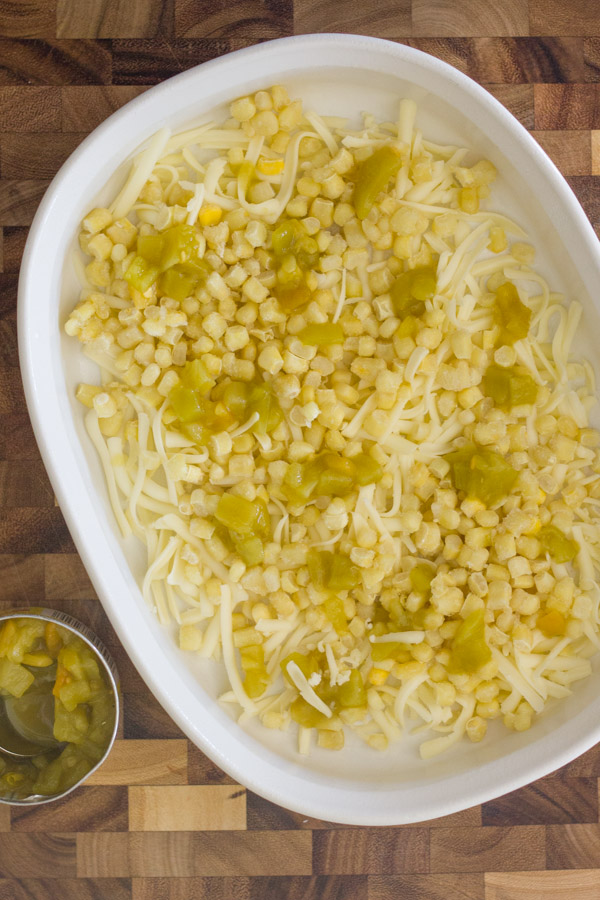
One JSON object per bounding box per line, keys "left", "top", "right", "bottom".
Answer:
{"left": 485, "top": 84, "right": 534, "bottom": 128}
{"left": 566, "top": 176, "right": 600, "bottom": 232}
{"left": 313, "top": 829, "right": 429, "bottom": 875}
{"left": 86, "top": 740, "right": 188, "bottom": 786}
{"left": 0, "top": 460, "right": 55, "bottom": 508}
{"left": 123, "top": 692, "right": 187, "bottom": 740}
{"left": 0, "top": 0, "right": 57, "bottom": 39}
{"left": 592, "top": 131, "right": 600, "bottom": 175}
{"left": 0, "top": 133, "right": 87, "bottom": 179}
{"left": 0, "top": 880, "right": 132, "bottom": 900}
{"left": 0, "top": 39, "right": 112, "bottom": 86}
{"left": 0, "top": 554, "right": 45, "bottom": 603}
{"left": 176, "top": 0, "right": 293, "bottom": 39}
{"left": 429, "top": 826, "right": 546, "bottom": 873}
{"left": 530, "top": 0, "right": 600, "bottom": 37}
{"left": 128, "top": 786, "right": 246, "bottom": 831}
{"left": 534, "top": 84, "right": 600, "bottom": 129}
{"left": 44, "top": 553, "right": 98, "bottom": 600}
{"left": 0, "top": 508, "right": 76, "bottom": 553}
{"left": 0, "top": 834, "right": 77, "bottom": 877}
{"left": 412, "top": 0, "right": 528, "bottom": 37}
{"left": 0, "top": 412, "right": 40, "bottom": 462}
{"left": 400, "top": 37, "right": 590, "bottom": 84}
{"left": 57, "top": 0, "right": 174, "bottom": 39}
{"left": 485, "top": 869, "right": 600, "bottom": 899}
{"left": 133, "top": 877, "right": 366, "bottom": 900}
{"left": 482, "top": 774, "right": 598, "bottom": 826}
{"left": 247, "top": 791, "right": 481, "bottom": 830}
{"left": 1, "top": 227, "right": 27, "bottom": 273}
{"left": 0, "top": 87, "right": 60, "bottom": 131}
{"left": 293, "top": 0, "right": 410, "bottom": 38}
{"left": 546, "top": 825, "right": 600, "bottom": 869}
{"left": 77, "top": 831, "right": 313, "bottom": 877}
{"left": 368, "top": 874, "right": 485, "bottom": 900}
{"left": 0, "top": 180, "right": 49, "bottom": 226}
{"left": 585, "top": 39, "right": 600, "bottom": 83}
{"left": 111, "top": 39, "right": 255, "bottom": 86}
{"left": 61, "top": 85, "right": 149, "bottom": 131}
{"left": 187, "top": 742, "right": 237, "bottom": 785}
{"left": 11, "top": 786, "right": 128, "bottom": 832}
{"left": 531, "top": 130, "right": 591, "bottom": 175}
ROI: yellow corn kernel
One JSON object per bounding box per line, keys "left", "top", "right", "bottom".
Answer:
{"left": 257, "top": 157, "right": 285, "bottom": 175}
{"left": 82, "top": 207, "right": 113, "bottom": 234}
{"left": 317, "top": 728, "right": 345, "bottom": 750}
{"left": 98, "top": 411, "right": 123, "bottom": 437}
{"left": 199, "top": 205, "right": 223, "bottom": 227}
{"left": 459, "top": 186, "right": 479, "bottom": 214}
{"left": 179, "top": 624, "right": 203, "bottom": 652}
{"left": 368, "top": 667, "right": 389, "bottom": 686}
{"left": 466, "top": 715, "right": 487, "bottom": 743}
{"left": 488, "top": 226, "right": 507, "bottom": 254}
{"left": 76, "top": 383, "right": 102, "bottom": 408}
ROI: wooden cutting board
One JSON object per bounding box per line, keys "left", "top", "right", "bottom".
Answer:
{"left": 0, "top": 1, "right": 599, "bottom": 897}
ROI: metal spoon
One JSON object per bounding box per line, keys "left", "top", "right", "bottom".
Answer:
{"left": 0, "top": 666, "right": 63, "bottom": 759}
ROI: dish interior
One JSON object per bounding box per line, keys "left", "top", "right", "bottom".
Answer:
{"left": 28, "top": 43, "right": 600, "bottom": 815}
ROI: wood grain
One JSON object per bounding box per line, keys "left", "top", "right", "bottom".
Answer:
{"left": 412, "top": 0, "right": 528, "bottom": 38}
{"left": 176, "top": 0, "right": 292, "bottom": 40}
{"left": 485, "top": 84, "right": 534, "bottom": 128}
{"left": 128, "top": 785, "right": 246, "bottom": 831}
{"left": 313, "top": 829, "right": 429, "bottom": 875}
{"left": 402, "top": 38, "right": 592, "bottom": 84}
{"left": 61, "top": 85, "right": 149, "bottom": 131}
{"left": 535, "top": 84, "right": 600, "bottom": 129}
{"left": 0, "top": 39, "right": 112, "bottom": 85}
{"left": 369, "top": 873, "right": 485, "bottom": 900}
{"left": 531, "top": 130, "right": 592, "bottom": 174}
{"left": 294, "top": 0, "right": 410, "bottom": 38}
{"left": 77, "top": 831, "right": 313, "bottom": 877}
{"left": 0, "top": 133, "right": 87, "bottom": 178}
{"left": 0, "top": 834, "right": 77, "bottom": 877}
{"left": 481, "top": 774, "right": 598, "bottom": 826}
{"left": 586, "top": 39, "right": 600, "bottom": 83}
{"left": 546, "top": 825, "right": 600, "bottom": 869}
{"left": 111, "top": 39, "right": 255, "bottom": 85}
{"left": 44, "top": 553, "right": 98, "bottom": 600}
{"left": 0, "top": 180, "right": 50, "bottom": 226}
{"left": 0, "top": 554, "right": 45, "bottom": 603}
{"left": 0, "top": 878, "right": 132, "bottom": 900}
{"left": 429, "top": 826, "right": 546, "bottom": 873}
{"left": 0, "top": 4, "right": 600, "bottom": 897}
{"left": 86, "top": 740, "right": 188, "bottom": 785}
{"left": 1, "top": 226, "right": 26, "bottom": 272}
{"left": 485, "top": 869, "right": 600, "bottom": 900}
{"left": 530, "top": 0, "right": 600, "bottom": 38}
{"left": 11, "top": 786, "right": 128, "bottom": 832}
{"left": 0, "top": 0, "right": 56, "bottom": 39}
{"left": 247, "top": 792, "right": 481, "bottom": 830}
{"left": 57, "top": 0, "right": 174, "bottom": 39}
{"left": 132, "top": 876, "right": 369, "bottom": 900}
{"left": 0, "top": 87, "right": 60, "bottom": 131}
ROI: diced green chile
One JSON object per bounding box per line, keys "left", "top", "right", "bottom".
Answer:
{"left": 445, "top": 444, "right": 518, "bottom": 506}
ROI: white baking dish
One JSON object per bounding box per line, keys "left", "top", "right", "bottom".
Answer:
{"left": 18, "top": 34, "right": 600, "bottom": 825}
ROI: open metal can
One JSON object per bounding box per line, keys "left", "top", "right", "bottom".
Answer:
{"left": 0, "top": 608, "right": 119, "bottom": 805}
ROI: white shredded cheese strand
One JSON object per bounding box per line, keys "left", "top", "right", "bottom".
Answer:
{"left": 285, "top": 661, "right": 332, "bottom": 718}
{"left": 111, "top": 127, "right": 171, "bottom": 220}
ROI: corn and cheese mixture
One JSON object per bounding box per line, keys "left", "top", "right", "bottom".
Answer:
{"left": 65, "top": 85, "right": 600, "bottom": 758}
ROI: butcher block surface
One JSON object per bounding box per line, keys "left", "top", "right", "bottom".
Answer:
{"left": 1, "top": 0, "right": 600, "bottom": 897}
